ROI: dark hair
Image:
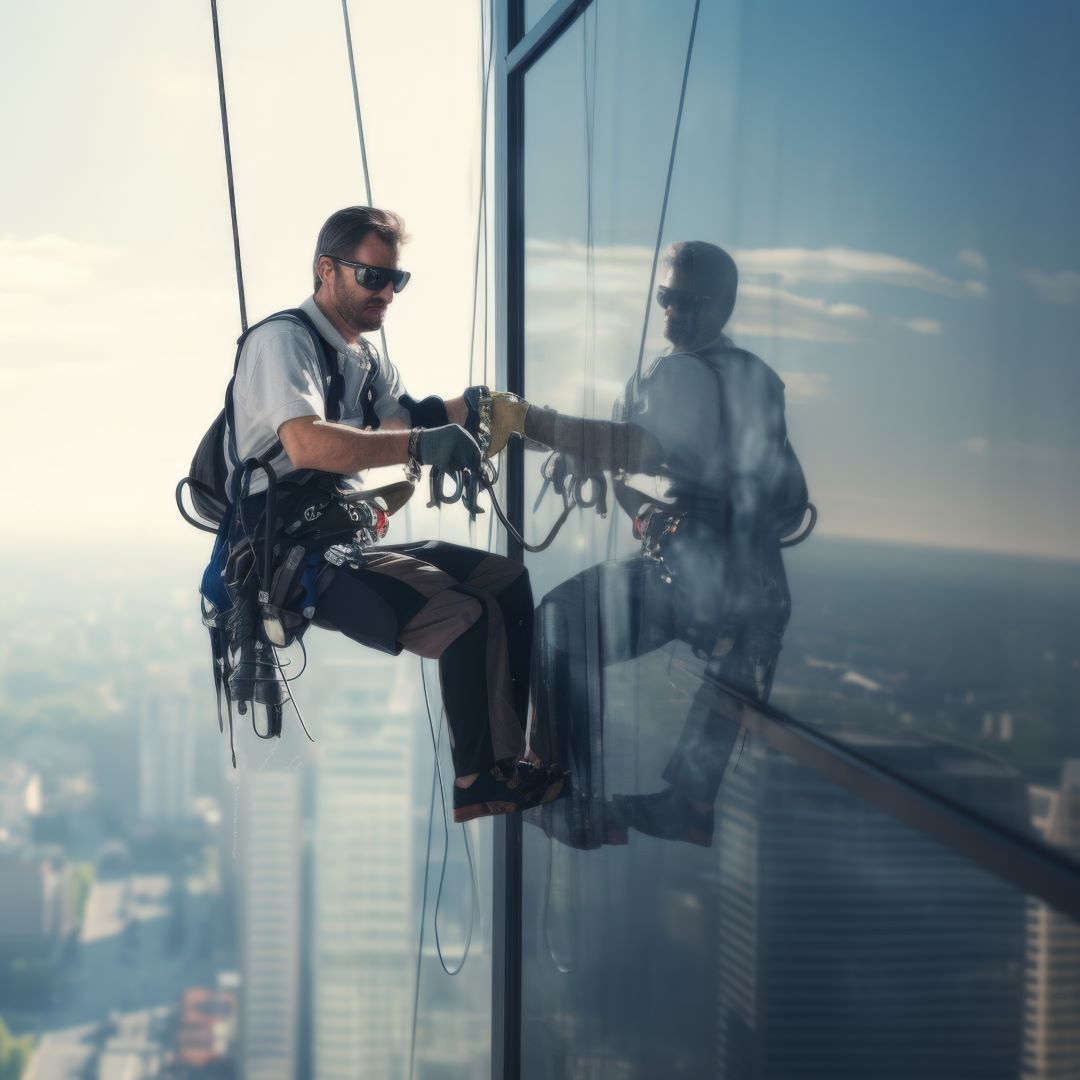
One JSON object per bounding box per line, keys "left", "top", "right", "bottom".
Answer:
{"left": 313, "top": 206, "right": 409, "bottom": 291}
{"left": 665, "top": 241, "right": 738, "bottom": 328}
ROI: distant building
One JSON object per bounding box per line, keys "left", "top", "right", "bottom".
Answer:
{"left": 0, "top": 846, "right": 75, "bottom": 955}
{"left": 237, "top": 769, "right": 303, "bottom": 1080}
{"left": 0, "top": 761, "right": 42, "bottom": 839}
{"left": 716, "top": 732, "right": 1029, "bottom": 1079}
{"left": 311, "top": 656, "right": 415, "bottom": 1080}
{"left": 139, "top": 666, "right": 197, "bottom": 823}
{"left": 1022, "top": 761, "right": 1080, "bottom": 1080}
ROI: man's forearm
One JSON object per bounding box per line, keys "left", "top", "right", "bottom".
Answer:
{"left": 282, "top": 417, "right": 411, "bottom": 474}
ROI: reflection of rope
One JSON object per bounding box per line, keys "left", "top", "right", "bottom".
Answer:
{"left": 633, "top": 0, "right": 703, "bottom": 388}
{"left": 541, "top": 834, "right": 578, "bottom": 975}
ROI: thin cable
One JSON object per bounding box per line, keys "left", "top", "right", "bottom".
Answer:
{"left": 468, "top": 0, "right": 495, "bottom": 387}
{"left": 210, "top": 0, "right": 247, "bottom": 332}
{"left": 633, "top": 0, "right": 702, "bottom": 386}
{"left": 341, "top": 0, "right": 391, "bottom": 363}
{"left": 421, "top": 663, "right": 477, "bottom": 976}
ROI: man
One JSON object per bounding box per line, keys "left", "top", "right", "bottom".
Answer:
{"left": 223, "top": 205, "right": 563, "bottom": 822}
{"left": 501, "top": 241, "right": 804, "bottom": 846}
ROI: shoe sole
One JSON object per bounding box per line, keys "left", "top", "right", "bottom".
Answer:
{"left": 453, "top": 776, "right": 565, "bottom": 824}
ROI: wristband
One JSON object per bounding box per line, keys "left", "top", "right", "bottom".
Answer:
{"left": 406, "top": 427, "right": 423, "bottom": 483}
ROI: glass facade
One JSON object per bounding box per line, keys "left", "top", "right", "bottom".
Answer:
{"left": 510, "top": 0, "right": 1080, "bottom": 1076}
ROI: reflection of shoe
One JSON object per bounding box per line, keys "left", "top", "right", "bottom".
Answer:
{"left": 453, "top": 762, "right": 567, "bottom": 824}
{"left": 607, "top": 787, "right": 714, "bottom": 847}
{"left": 528, "top": 787, "right": 628, "bottom": 850}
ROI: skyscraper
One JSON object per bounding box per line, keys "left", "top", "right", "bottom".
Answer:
{"left": 311, "top": 654, "right": 416, "bottom": 1080}
{"left": 1023, "top": 761, "right": 1080, "bottom": 1080}
{"left": 716, "top": 733, "right": 1028, "bottom": 1079}
{"left": 138, "top": 664, "right": 197, "bottom": 823}
{"left": 237, "top": 768, "right": 303, "bottom": 1080}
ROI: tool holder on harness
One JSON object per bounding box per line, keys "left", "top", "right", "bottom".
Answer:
{"left": 180, "top": 308, "right": 393, "bottom": 766}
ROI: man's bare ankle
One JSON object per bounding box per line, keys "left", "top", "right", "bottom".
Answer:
{"left": 456, "top": 773, "right": 480, "bottom": 789}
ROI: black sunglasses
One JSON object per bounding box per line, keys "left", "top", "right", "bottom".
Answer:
{"left": 324, "top": 255, "right": 411, "bottom": 293}
{"left": 656, "top": 286, "right": 712, "bottom": 312}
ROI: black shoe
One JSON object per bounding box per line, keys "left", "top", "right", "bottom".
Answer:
{"left": 607, "top": 787, "right": 714, "bottom": 847}
{"left": 453, "top": 762, "right": 567, "bottom": 824}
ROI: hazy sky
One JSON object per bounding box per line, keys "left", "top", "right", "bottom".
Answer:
{"left": 0, "top": 0, "right": 489, "bottom": 558}
{"left": 2, "top": 0, "right": 1079, "bottom": 564}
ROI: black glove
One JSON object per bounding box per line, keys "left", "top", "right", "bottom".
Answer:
{"left": 416, "top": 424, "right": 482, "bottom": 472}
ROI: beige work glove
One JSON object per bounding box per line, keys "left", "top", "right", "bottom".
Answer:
{"left": 487, "top": 391, "right": 531, "bottom": 458}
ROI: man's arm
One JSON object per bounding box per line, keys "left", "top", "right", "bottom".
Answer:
{"left": 279, "top": 416, "right": 410, "bottom": 473}
{"left": 279, "top": 415, "right": 482, "bottom": 476}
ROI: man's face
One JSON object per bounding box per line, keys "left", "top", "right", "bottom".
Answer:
{"left": 658, "top": 266, "right": 724, "bottom": 350}
{"left": 318, "top": 234, "right": 399, "bottom": 337}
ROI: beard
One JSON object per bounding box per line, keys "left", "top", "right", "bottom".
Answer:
{"left": 338, "top": 295, "right": 386, "bottom": 333}
{"left": 664, "top": 310, "right": 698, "bottom": 348}
{"left": 329, "top": 275, "right": 387, "bottom": 335}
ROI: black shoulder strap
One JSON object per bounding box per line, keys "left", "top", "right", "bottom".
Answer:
{"left": 224, "top": 309, "right": 344, "bottom": 494}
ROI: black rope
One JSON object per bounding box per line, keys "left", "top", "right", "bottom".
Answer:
{"left": 634, "top": 0, "right": 702, "bottom": 386}
{"left": 341, "top": 0, "right": 374, "bottom": 203}
{"left": 341, "top": 0, "right": 392, "bottom": 364}
{"left": 210, "top": 0, "right": 247, "bottom": 332}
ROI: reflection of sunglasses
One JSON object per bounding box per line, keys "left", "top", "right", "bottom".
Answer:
{"left": 656, "top": 286, "right": 712, "bottom": 312}
{"left": 323, "top": 255, "right": 411, "bottom": 293}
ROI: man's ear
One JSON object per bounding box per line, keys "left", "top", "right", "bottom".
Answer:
{"left": 316, "top": 255, "right": 336, "bottom": 288}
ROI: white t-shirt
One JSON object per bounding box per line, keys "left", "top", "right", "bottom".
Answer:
{"left": 224, "top": 295, "right": 411, "bottom": 495}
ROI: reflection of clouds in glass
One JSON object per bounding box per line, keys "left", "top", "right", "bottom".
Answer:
{"left": 960, "top": 436, "right": 1073, "bottom": 466}
{"left": 526, "top": 239, "right": 981, "bottom": 350}
{"left": 956, "top": 249, "right": 989, "bottom": 276}
{"left": 732, "top": 283, "right": 868, "bottom": 344}
{"left": 778, "top": 371, "right": 830, "bottom": 402}
{"left": 960, "top": 436, "right": 990, "bottom": 457}
{"left": 734, "top": 245, "right": 986, "bottom": 299}
{"left": 897, "top": 317, "right": 943, "bottom": 336}
{"left": 1019, "top": 268, "right": 1080, "bottom": 306}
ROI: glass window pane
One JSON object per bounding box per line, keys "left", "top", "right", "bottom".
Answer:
{"left": 518, "top": 0, "right": 1080, "bottom": 1074}
{"left": 520, "top": 0, "right": 1080, "bottom": 867}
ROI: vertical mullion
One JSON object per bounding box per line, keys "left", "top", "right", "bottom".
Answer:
{"left": 492, "top": 3, "right": 524, "bottom": 1077}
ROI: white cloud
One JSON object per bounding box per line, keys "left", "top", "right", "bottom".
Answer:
{"left": 733, "top": 245, "right": 985, "bottom": 299}
{"left": 898, "top": 317, "right": 943, "bottom": 336}
{"left": 1019, "top": 267, "right": 1080, "bottom": 306}
{"left": 732, "top": 283, "right": 869, "bottom": 344}
{"left": 957, "top": 249, "right": 988, "bottom": 276}
{"left": 0, "top": 233, "right": 119, "bottom": 292}
{"left": 778, "top": 371, "right": 831, "bottom": 401}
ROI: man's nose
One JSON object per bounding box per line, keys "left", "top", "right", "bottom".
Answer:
{"left": 376, "top": 281, "right": 395, "bottom": 303}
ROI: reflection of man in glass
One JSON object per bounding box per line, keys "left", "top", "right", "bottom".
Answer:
{"left": 508, "top": 242, "right": 806, "bottom": 846}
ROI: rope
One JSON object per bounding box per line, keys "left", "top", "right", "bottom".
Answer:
{"left": 210, "top": 0, "right": 248, "bottom": 332}
{"left": 633, "top": 0, "right": 702, "bottom": 387}
{"left": 340, "top": 0, "right": 391, "bottom": 363}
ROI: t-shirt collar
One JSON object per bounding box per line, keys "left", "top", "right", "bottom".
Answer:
{"left": 300, "top": 294, "right": 354, "bottom": 357}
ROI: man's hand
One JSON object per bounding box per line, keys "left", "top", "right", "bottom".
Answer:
{"left": 416, "top": 424, "right": 482, "bottom": 473}
{"left": 488, "top": 391, "right": 531, "bottom": 457}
